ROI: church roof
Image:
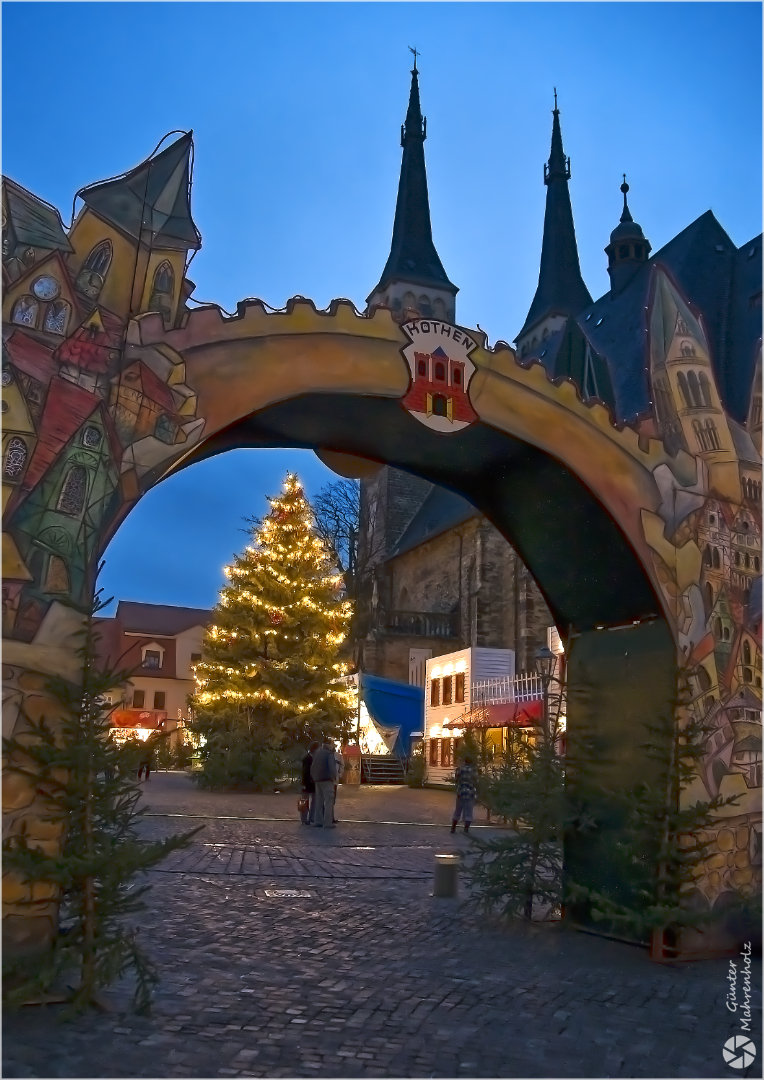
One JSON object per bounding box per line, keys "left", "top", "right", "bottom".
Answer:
{"left": 77, "top": 132, "right": 201, "bottom": 252}
{"left": 368, "top": 68, "right": 457, "bottom": 299}
{"left": 516, "top": 103, "right": 592, "bottom": 341}
{"left": 2, "top": 178, "right": 73, "bottom": 253}
{"left": 389, "top": 484, "right": 475, "bottom": 559}
{"left": 576, "top": 210, "right": 762, "bottom": 424}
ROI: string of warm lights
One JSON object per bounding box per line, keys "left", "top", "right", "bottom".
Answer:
{"left": 191, "top": 473, "right": 356, "bottom": 730}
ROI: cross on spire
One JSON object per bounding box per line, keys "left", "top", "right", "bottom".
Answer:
{"left": 408, "top": 45, "right": 420, "bottom": 72}
{"left": 554, "top": 87, "right": 558, "bottom": 110}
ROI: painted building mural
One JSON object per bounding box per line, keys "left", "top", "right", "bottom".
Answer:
{"left": 2, "top": 115, "right": 760, "bottom": 953}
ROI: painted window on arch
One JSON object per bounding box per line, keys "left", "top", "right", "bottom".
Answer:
{"left": 57, "top": 465, "right": 87, "bottom": 516}
{"left": 11, "top": 295, "right": 39, "bottom": 327}
{"left": 3, "top": 436, "right": 28, "bottom": 479}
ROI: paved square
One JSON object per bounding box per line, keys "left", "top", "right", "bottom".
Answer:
{"left": 3, "top": 774, "right": 760, "bottom": 1078}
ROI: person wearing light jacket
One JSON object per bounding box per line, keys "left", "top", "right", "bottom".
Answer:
{"left": 310, "top": 739, "right": 338, "bottom": 828}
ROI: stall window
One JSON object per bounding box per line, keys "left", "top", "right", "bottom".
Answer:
{"left": 430, "top": 679, "right": 440, "bottom": 707}
{"left": 429, "top": 738, "right": 439, "bottom": 766}
{"left": 442, "top": 675, "right": 453, "bottom": 705}
{"left": 441, "top": 738, "right": 452, "bottom": 767}
{"left": 455, "top": 673, "right": 465, "bottom": 702}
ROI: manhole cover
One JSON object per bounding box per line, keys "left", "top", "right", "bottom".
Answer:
{"left": 262, "top": 888, "right": 313, "bottom": 898}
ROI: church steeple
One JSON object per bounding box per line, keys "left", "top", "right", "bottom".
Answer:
{"left": 516, "top": 95, "right": 592, "bottom": 353}
{"left": 367, "top": 62, "right": 457, "bottom": 323}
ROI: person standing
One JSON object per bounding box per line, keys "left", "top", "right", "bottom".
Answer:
{"left": 310, "top": 739, "right": 338, "bottom": 828}
{"left": 137, "top": 747, "right": 154, "bottom": 782}
{"left": 332, "top": 746, "right": 344, "bottom": 824}
{"left": 301, "top": 742, "right": 320, "bottom": 825}
{"left": 451, "top": 755, "right": 478, "bottom": 833}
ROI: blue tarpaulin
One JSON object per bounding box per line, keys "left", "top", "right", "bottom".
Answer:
{"left": 360, "top": 673, "right": 424, "bottom": 758}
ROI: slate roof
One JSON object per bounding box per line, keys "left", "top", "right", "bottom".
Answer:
{"left": 517, "top": 106, "right": 592, "bottom": 340}
{"left": 729, "top": 418, "right": 762, "bottom": 466}
{"left": 114, "top": 601, "right": 212, "bottom": 636}
{"left": 3, "top": 178, "right": 73, "bottom": 253}
{"left": 368, "top": 69, "right": 457, "bottom": 299}
{"left": 77, "top": 132, "right": 201, "bottom": 252}
{"left": 390, "top": 485, "right": 476, "bottom": 559}
{"left": 577, "top": 211, "right": 762, "bottom": 424}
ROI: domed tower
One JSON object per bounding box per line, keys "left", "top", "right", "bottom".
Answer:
{"left": 605, "top": 177, "right": 651, "bottom": 296}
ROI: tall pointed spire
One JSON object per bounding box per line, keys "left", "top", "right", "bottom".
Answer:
{"left": 367, "top": 63, "right": 456, "bottom": 307}
{"left": 516, "top": 96, "right": 592, "bottom": 345}
{"left": 77, "top": 132, "right": 201, "bottom": 251}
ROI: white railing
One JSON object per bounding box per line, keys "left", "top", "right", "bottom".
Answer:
{"left": 470, "top": 673, "right": 543, "bottom": 705}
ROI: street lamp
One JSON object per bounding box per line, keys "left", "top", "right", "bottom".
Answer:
{"left": 534, "top": 646, "right": 557, "bottom": 739}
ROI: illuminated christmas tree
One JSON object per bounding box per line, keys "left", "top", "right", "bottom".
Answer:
{"left": 191, "top": 473, "right": 355, "bottom": 788}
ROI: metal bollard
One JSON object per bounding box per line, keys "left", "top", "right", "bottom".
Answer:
{"left": 432, "top": 853, "right": 460, "bottom": 898}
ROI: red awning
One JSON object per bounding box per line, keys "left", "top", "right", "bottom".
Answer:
{"left": 442, "top": 699, "right": 543, "bottom": 729}
{"left": 111, "top": 709, "right": 168, "bottom": 729}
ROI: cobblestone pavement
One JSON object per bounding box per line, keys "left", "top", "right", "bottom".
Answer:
{"left": 3, "top": 774, "right": 761, "bottom": 1079}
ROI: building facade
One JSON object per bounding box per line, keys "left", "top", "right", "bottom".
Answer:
{"left": 96, "top": 601, "right": 211, "bottom": 746}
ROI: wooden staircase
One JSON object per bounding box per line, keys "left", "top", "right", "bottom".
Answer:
{"left": 361, "top": 755, "right": 406, "bottom": 784}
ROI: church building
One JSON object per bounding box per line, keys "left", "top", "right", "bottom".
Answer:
{"left": 357, "top": 62, "right": 555, "bottom": 685}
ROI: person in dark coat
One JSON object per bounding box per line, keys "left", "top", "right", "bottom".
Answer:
{"left": 137, "top": 747, "right": 154, "bottom": 781}
{"left": 310, "top": 740, "right": 338, "bottom": 828}
{"left": 301, "top": 742, "right": 320, "bottom": 825}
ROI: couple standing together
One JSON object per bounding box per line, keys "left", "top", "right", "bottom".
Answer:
{"left": 301, "top": 740, "right": 342, "bottom": 828}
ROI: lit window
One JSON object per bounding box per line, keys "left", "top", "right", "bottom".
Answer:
{"left": 143, "top": 650, "right": 161, "bottom": 669}
{"left": 455, "top": 673, "right": 465, "bottom": 702}
{"left": 441, "top": 738, "right": 452, "bottom": 767}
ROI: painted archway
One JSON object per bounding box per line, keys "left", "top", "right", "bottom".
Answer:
{"left": 3, "top": 297, "right": 761, "bottom": 955}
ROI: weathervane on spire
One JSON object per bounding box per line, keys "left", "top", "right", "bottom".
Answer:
{"left": 408, "top": 45, "right": 420, "bottom": 72}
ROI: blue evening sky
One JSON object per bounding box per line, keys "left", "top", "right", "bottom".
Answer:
{"left": 3, "top": 2, "right": 761, "bottom": 612}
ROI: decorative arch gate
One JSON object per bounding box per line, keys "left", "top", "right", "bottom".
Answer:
{"left": 3, "top": 296, "right": 761, "bottom": 957}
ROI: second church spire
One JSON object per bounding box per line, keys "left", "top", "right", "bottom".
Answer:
{"left": 516, "top": 96, "right": 592, "bottom": 354}
{"left": 367, "top": 62, "right": 457, "bottom": 323}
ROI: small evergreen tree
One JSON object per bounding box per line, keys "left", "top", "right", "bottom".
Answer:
{"left": 567, "top": 674, "right": 743, "bottom": 952}
{"left": 464, "top": 707, "right": 581, "bottom": 921}
{"left": 191, "top": 473, "right": 355, "bottom": 789}
{"left": 3, "top": 598, "right": 200, "bottom": 1013}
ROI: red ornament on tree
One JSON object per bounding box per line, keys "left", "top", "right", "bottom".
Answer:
{"left": 268, "top": 609, "right": 285, "bottom": 625}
